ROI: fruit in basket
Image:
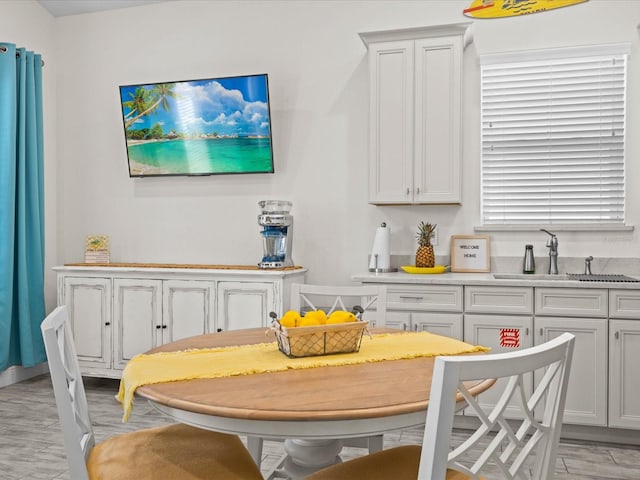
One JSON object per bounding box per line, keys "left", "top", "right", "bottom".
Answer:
{"left": 279, "top": 310, "right": 302, "bottom": 328}
{"left": 327, "top": 310, "right": 357, "bottom": 324}
{"left": 299, "top": 309, "right": 327, "bottom": 326}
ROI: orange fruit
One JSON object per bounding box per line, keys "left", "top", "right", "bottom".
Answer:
{"left": 327, "top": 310, "right": 357, "bottom": 324}
{"left": 299, "top": 310, "right": 327, "bottom": 326}
{"left": 279, "top": 310, "right": 302, "bottom": 328}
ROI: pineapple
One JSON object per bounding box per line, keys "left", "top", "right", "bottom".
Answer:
{"left": 415, "top": 221, "right": 436, "bottom": 268}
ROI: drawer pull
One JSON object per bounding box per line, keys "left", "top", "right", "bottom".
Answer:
{"left": 615, "top": 331, "right": 619, "bottom": 340}
{"left": 399, "top": 295, "right": 424, "bottom": 301}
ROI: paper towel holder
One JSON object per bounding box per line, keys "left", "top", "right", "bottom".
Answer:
{"left": 368, "top": 222, "right": 398, "bottom": 273}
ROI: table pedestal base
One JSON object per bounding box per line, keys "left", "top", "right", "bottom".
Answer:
{"left": 279, "top": 439, "right": 343, "bottom": 479}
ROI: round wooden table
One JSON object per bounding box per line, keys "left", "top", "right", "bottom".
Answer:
{"left": 135, "top": 328, "right": 492, "bottom": 479}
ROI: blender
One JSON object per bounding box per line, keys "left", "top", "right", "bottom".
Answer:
{"left": 258, "top": 200, "right": 294, "bottom": 268}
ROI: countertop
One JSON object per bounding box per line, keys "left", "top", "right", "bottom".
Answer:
{"left": 352, "top": 271, "right": 640, "bottom": 289}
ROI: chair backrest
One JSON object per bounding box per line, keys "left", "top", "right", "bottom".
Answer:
{"left": 290, "top": 283, "right": 387, "bottom": 327}
{"left": 41, "top": 306, "right": 93, "bottom": 480}
{"left": 419, "top": 332, "right": 575, "bottom": 480}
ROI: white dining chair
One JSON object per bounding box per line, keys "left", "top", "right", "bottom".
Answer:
{"left": 305, "top": 332, "right": 575, "bottom": 480}
{"left": 41, "top": 305, "right": 264, "bottom": 480}
{"left": 290, "top": 282, "right": 388, "bottom": 327}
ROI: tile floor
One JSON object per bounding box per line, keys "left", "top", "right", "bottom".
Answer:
{"left": 1, "top": 375, "right": 639, "bottom": 479}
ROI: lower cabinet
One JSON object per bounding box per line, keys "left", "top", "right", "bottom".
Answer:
{"left": 62, "top": 276, "right": 112, "bottom": 373}
{"left": 386, "top": 311, "right": 463, "bottom": 339}
{"left": 535, "top": 316, "right": 607, "bottom": 426}
{"left": 217, "top": 281, "right": 275, "bottom": 331}
{"left": 464, "top": 314, "right": 533, "bottom": 419}
{"left": 385, "top": 285, "right": 463, "bottom": 339}
{"left": 609, "top": 319, "right": 640, "bottom": 429}
{"left": 56, "top": 265, "right": 306, "bottom": 378}
{"left": 113, "top": 278, "right": 163, "bottom": 370}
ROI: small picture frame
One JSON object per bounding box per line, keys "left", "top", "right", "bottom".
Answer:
{"left": 450, "top": 235, "right": 491, "bottom": 273}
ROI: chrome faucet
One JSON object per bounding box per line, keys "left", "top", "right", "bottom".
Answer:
{"left": 584, "top": 256, "right": 593, "bottom": 275}
{"left": 540, "top": 229, "right": 559, "bottom": 275}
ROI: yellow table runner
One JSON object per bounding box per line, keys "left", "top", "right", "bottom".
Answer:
{"left": 117, "top": 332, "right": 489, "bottom": 421}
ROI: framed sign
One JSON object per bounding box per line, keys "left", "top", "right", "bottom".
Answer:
{"left": 450, "top": 235, "right": 491, "bottom": 273}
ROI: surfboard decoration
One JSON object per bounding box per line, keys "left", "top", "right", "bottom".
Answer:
{"left": 463, "top": 0, "right": 588, "bottom": 19}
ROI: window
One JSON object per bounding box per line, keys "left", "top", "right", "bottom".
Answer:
{"left": 480, "top": 44, "right": 630, "bottom": 226}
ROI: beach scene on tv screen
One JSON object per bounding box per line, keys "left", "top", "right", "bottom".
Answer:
{"left": 119, "top": 74, "right": 273, "bottom": 176}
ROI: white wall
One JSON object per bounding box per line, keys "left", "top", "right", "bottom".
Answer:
{"left": 26, "top": 1, "right": 640, "bottom": 303}
{"left": 1, "top": 1, "right": 58, "bottom": 310}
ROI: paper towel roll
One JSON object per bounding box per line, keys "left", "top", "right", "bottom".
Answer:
{"left": 368, "top": 223, "right": 391, "bottom": 270}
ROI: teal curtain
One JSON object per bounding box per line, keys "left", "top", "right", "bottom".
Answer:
{"left": 0, "top": 42, "right": 46, "bottom": 370}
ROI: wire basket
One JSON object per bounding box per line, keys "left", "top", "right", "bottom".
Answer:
{"left": 269, "top": 310, "right": 369, "bottom": 358}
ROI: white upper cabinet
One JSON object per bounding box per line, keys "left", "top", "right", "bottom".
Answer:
{"left": 360, "top": 23, "right": 472, "bottom": 205}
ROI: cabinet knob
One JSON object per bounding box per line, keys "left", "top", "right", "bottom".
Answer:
{"left": 416, "top": 187, "right": 420, "bottom": 195}
{"left": 105, "top": 322, "right": 110, "bottom": 326}
{"left": 615, "top": 331, "right": 619, "bottom": 340}
{"left": 156, "top": 325, "right": 162, "bottom": 329}
{"left": 162, "top": 325, "right": 167, "bottom": 329}
{"left": 217, "top": 328, "right": 223, "bottom": 333}
{"left": 406, "top": 187, "right": 410, "bottom": 195}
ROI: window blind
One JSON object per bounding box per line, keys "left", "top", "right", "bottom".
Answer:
{"left": 480, "top": 45, "right": 629, "bottom": 225}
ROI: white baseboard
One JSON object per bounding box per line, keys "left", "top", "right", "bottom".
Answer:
{"left": 0, "top": 363, "right": 49, "bottom": 388}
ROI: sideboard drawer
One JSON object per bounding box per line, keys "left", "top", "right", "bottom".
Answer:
{"left": 387, "top": 285, "right": 463, "bottom": 312}
{"left": 536, "top": 288, "right": 608, "bottom": 318}
{"left": 609, "top": 290, "right": 640, "bottom": 318}
{"left": 464, "top": 286, "right": 533, "bottom": 315}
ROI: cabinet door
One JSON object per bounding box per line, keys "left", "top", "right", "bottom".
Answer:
{"left": 464, "top": 314, "right": 533, "bottom": 418}
{"left": 163, "top": 280, "right": 216, "bottom": 341}
{"left": 113, "top": 278, "right": 163, "bottom": 370}
{"left": 412, "top": 312, "right": 463, "bottom": 340}
{"left": 609, "top": 319, "right": 640, "bottom": 429}
{"left": 384, "top": 310, "right": 411, "bottom": 330}
{"left": 63, "top": 277, "right": 111, "bottom": 372}
{"left": 367, "top": 40, "right": 414, "bottom": 204}
{"left": 217, "top": 282, "right": 275, "bottom": 331}
{"left": 535, "top": 317, "right": 607, "bottom": 426}
{"left": 413, "top": 35, "right": 462, "bottom": 204}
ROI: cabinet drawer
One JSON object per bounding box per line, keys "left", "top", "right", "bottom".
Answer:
{"left": 464, "top": 286, "right": 533, "bottom": 315}
{"left": 609, "top": 290, "right": 640, "bottom": 318}
{"left": 535, "top": 288, "right": 607, "bottom": 318}
{"left": 387, "top": 285, "right": 463, "bottom": 312}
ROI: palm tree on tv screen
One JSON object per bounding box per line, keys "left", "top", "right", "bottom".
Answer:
{"left": 124, "top": 83, "right": 178, "bottom": 129}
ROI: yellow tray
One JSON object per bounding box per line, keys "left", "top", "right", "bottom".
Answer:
{"left": 401, "top": 265, "right": 448, "bottom": 274}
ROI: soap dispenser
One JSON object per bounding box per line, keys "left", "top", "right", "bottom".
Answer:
{"left": 523, "top": 245, "right": 535, "bottom": 274}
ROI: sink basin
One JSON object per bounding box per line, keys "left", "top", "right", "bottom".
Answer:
{"left": 493, "top": 273, "right": 640, "bottom": 282}
{"left": 493, "top": 274, "right": 570, "bottom": 280}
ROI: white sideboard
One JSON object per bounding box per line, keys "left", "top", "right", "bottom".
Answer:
{"left": 55, "top": 264, "right": 307, "bottom": 378}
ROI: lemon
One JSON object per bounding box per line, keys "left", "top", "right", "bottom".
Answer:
{"left": 299, "top": 310, "right": 327, "bottom": 326}
{"left": 279, "top": 310, "right": 302, "bottom": 328}
{"left": 327, "top": 310, "right": 357, "bottom": 324}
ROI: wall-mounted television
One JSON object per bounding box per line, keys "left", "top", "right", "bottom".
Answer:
{"left": 119, "top": 73, "right": 274, "bottom": 177}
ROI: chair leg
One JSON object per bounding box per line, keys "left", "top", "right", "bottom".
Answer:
{"left": 342, "top": 435, "right": 384, "bottom": 453}
{"left": 367, "top": 434, "right": 384, "bottom": 453}
{"left": 247, "top": 436, "right": 264, "bottom": 467}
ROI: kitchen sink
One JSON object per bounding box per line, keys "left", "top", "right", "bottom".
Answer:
{"left": 493, "top": 273, "right": 640, "bottom": 282}
{"left": 493, "top": 274, "right": 570, "bottom": 280}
